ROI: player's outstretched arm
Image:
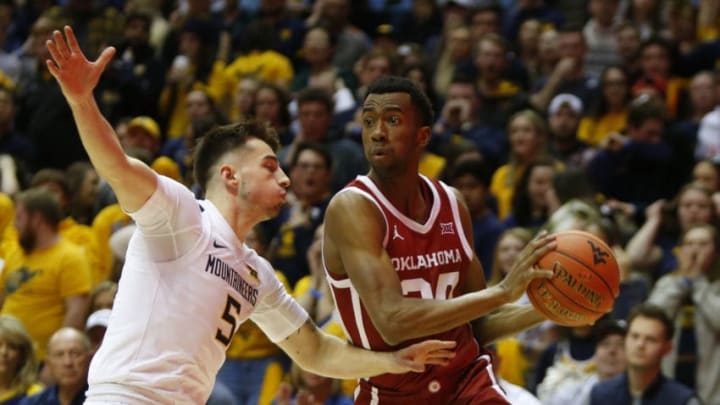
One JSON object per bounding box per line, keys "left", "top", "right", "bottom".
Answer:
{"left": 277, "top": 320, "right": 456, "bottom": 379}
{"left": 323, "top": 191, "right": 555, "bottom": 345}
{"left": 46, "top": 26, "right": 156, "bottom": 213}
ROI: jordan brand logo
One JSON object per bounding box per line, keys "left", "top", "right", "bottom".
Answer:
{"left": 587, "top": 240, "right": 609, "bottom": 265}
{"left": 392, "top": 225, "right": 404, "bottom": 241}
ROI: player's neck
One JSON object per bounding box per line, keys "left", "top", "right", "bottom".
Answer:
{"left": 368, "top": 172, "right": 430, "bottom": 222}
{"left": 207, "top": 192, "right": 253, "bottom": 244}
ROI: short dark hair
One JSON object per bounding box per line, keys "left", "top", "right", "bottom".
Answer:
{"left": 14, "top": 188, "right": 63, "bottom": 229}
{"left": 193, "top": 120, "right": 280, "bottom": 194}
{"left": 628, "top": 303, "right": 675, "bottom": 341}
{"left": 627, "top": 94, "right": 666, "bottom": 128}
{"left": 297, "top": 87, "right": 334, "bottom": 114}
{"left": 289, "top": 141, "right": 333, "bottom": 171}
{"left": 365, "top": 76, "right": 434, "bottom": 127}
{"left": 31, "top": 169, "right": 69, "bottom": 198}
{"left": 448, "top": 158, "right": 492, "bottom": 187}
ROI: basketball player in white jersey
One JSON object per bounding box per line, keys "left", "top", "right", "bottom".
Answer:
{"left": 45, "top": 26, "right": 457, "bottom": 404}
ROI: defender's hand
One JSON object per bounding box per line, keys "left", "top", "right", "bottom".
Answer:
{"left": 389, "top": 340, "right": 457, "bottom": 373}
{"left": 46, "top": 26, "right": 115, "bottom": 102}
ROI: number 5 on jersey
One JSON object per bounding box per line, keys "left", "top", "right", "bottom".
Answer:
{"left": 216, "top": 295, "right": 241, "bottom": 346}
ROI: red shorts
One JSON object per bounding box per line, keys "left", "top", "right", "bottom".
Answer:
{"left": 353, "top": 354, "right": 511, "bottom": 404}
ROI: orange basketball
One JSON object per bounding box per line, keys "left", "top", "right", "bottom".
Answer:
{"left": 527, "top": 230, "right": 620, "bottom": 327}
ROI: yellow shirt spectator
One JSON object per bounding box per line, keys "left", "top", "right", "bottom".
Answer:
{"left": 578, "top": 111, "right": 628, "bottom": 147}
{"left": 58, "top": 217, "right": 103, "bottom": 287}
{"left": 1, "top": 238, "right": 92, "bottom": 360}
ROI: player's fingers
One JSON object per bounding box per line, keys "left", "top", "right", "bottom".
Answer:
{"left": 52, "top": 30, "right": 70, "bottom": 59}
{"left": 46, "top": 39, "right": 63, "bottom": 66}
{"left": 45, "top": 59, "right": 60, "bottom": 78}
{"left": 95, "top": 46, "right": 116, "bottom": 71}
{"left": 63, "top": 25, "right": 82, "bottom": 55}
{"left": 530, "top": 267, "right": 554, "bottom": 279}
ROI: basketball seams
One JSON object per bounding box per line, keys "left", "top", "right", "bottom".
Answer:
{"left": 550, "top": 249, "right": 616, "bottom": 298}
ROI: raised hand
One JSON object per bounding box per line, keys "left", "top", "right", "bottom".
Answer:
{"left": 45, "top": 26, "right": 115, "bottom": 102}
{"left": 497, "top": 231, "right": 556, "bottom": 302}
{"left": 389, "top": 340, "right": 457, "bottom": 374}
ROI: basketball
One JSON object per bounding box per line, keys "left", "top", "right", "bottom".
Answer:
{"left": 527, "top": 230, "right": 620, "bottom": 327}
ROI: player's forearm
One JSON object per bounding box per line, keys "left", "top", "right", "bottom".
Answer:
{"left": 473, "top": 304, "right": 545, "bottom": 346}
{"left": 306, "top": 333, "right": 401, "bottom": 379}
{"left": 66, "top": 96, "right": 131, "bottom": 185}
{"left": 374, "top": 285, "right": 511, "bottom": 345}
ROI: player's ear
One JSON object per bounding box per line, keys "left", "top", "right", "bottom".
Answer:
{"left": 417, "top": 126, "right": 431, "bottom": 148}
{"left": 219, "top": 165, "right": 239, "bottom": 186}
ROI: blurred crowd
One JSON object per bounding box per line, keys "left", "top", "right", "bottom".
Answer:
{"left": 0, "top": 0, "right": 719, "bottom": 404}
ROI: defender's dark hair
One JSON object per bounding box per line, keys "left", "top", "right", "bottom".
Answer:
{"left": 628, "top": 303, "right": 675, "bottom": 341}
{"left": 14, "top": 188, "right": 63, "bottom": 229}
{"left": 193, "top": 120, "right": 280, "bottom": 194}
{"left": 364, "top": 76, "right": 434, "bottom": 127}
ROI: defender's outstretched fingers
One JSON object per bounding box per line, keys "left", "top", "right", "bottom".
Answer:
{"left": 46, "top": 39, "right": 64, "bottom": 68}
{"left": 63, "top": 26, "right": 82, "bottom": 55}
{"left": 51, "top": 30, "right": 70, "bottom": 60}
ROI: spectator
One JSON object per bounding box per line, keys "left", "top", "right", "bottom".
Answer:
{"left": 0, "top": 87, "right": 35, "bottom": 176}
{"left": 625, "top": 182, "right": 717, "bottom": 280}
{"left": 474, "top": 34, "right": 529, "bottom": 133}
{"left": 583, "top": 0, "right": 621, "bottom": 79}
{"left": 547, "top": 93, "right": 596, "bottom": 169}
{"left": 20, "top": 328, "right": 91, "bottom": 405}
{"left": 578, "top": 65, "right": 631, "bottom": 147}
{"left": 694, "top": 70, "right": 720, "bottom": 161}
{"left": 264, "top": 142, "right": 333, "bottom": 288}
{"left": 631, "top": 37, "right": 687, "bottom": 120}
{"left": 431, "top": 76, "right": 507, "bottom": 169}
{"left": 504, "top": 157, "right": 561, "bottom": 230}
{"left": 432, "top": 24, "right": 472, "bottom": 100}
{"left": 0, "top": 189, "right": 91, "bottom": 362}
{"left": 30, "top": 169, "right": 104, "bottom": 285}
{"left": 352, "top": 48, "right": 395, "bottom": 102}
{"left": 490, "top": 109, "right": 550, "bottom": 220}
{"left": 0, "top": 315, "right": 42, "bottom": 404}
{"left": 647, "top": 224, "right": 720, "bottom": 404}
{"left": 575, "top": 318, "right": 628, "bottom": 404}
{"left": 446, "top": 157, "right": 503, "bottom": 280}
{"left": 279, "top": 87, "right": 366, "bottom": 192}
{"left": 227, "top": 77, "right": 258, "bottom": 123}
{"left": 587, "top": 95, "right": 679, "bottom": 216}
{"left": 589, "top": 304, "right": 700, "bottom": 405}
{"left": 304, "top": 0, "right": 371, "bottom": 73}
{"left": 88, "top": 281, "right": 117, "bottom": 313}
{"left": 84, "top": 308, "right": 110, "bottom": 355}
{"left": 614, "top": 23, "right": 642, "bottom": 80}
{"left": 621, "top": 0, "right": 663, "bottom": 40}
{"left": 291, "top": 25, "right": 354, "bottom": 95}
{"left": 64, "top": 162, "right": 99, "bottom": 226}
{"left": 252, "top": 83, "right": 293, "bottom": 147}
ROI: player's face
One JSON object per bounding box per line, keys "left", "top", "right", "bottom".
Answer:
{"left": 235, "top": 138, "right": 289, "bottom": 220}
{"left": 595, "top": 334, "right": 626, "bottom": 379}
{"left": 0, "top": 338, "right": 21, "bottom": 376}
{"left": 46, "top": 335, "right": 90, "bottom": 387}
{"left": 361, "top": 92, "right": 426, "bottom": 175}
{"left": 625, "top": 316, "right": 670, "bottom": 370}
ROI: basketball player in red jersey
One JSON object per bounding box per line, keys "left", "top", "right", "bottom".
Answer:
{"left": 323, "top": 76, "right": 557, "bottom": 404}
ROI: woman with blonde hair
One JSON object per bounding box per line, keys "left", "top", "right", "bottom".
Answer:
{"left": 490, "top": 109, "right": 554, "bottom": 220}
{"left": 0, "top": 316, "right": 41, "bottom": 404}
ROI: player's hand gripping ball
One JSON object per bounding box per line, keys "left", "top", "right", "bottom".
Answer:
{"left": 527, "top": 230, "right": 620, "bottom": 326}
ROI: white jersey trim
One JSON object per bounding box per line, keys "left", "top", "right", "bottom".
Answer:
{"left": 440, "top": 182, "right": 474, "bottom": 260}
{"left": 355, "top": 175, "right": 440, "bottom": 234}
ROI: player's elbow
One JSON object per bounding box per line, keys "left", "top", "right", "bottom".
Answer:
{"left": 371, "top": 308, "right": 408, "bottom": 346}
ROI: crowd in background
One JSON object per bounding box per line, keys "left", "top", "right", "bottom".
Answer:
{"left": 0, "top": 0, "right": 719, "bottom": 403}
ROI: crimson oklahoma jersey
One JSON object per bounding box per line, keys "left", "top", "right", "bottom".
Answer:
{"left": 326, "top": 175, "right": 481, "bottom": 397}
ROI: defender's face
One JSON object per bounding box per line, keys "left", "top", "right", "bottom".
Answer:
{"left": 361, "top": 93, "right": 424, "bottom": 174}
{"left": 235, "top": 138, "right": 289, "bottom": 220}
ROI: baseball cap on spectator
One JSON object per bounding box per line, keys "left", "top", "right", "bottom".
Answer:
{"left": 86, "top": 309, "right": 112, "bottom": 332}
{"left": 374, "top": 24, "right": 398, "bottom": 41}
{"left": 127, "top": 116, "right": 160, "bottom": 139}
{"left": 592, "top": 318, "right": 627, "bottom": 342}
{"left": 549, "top": 93, "right": 583, "bottom": 116}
